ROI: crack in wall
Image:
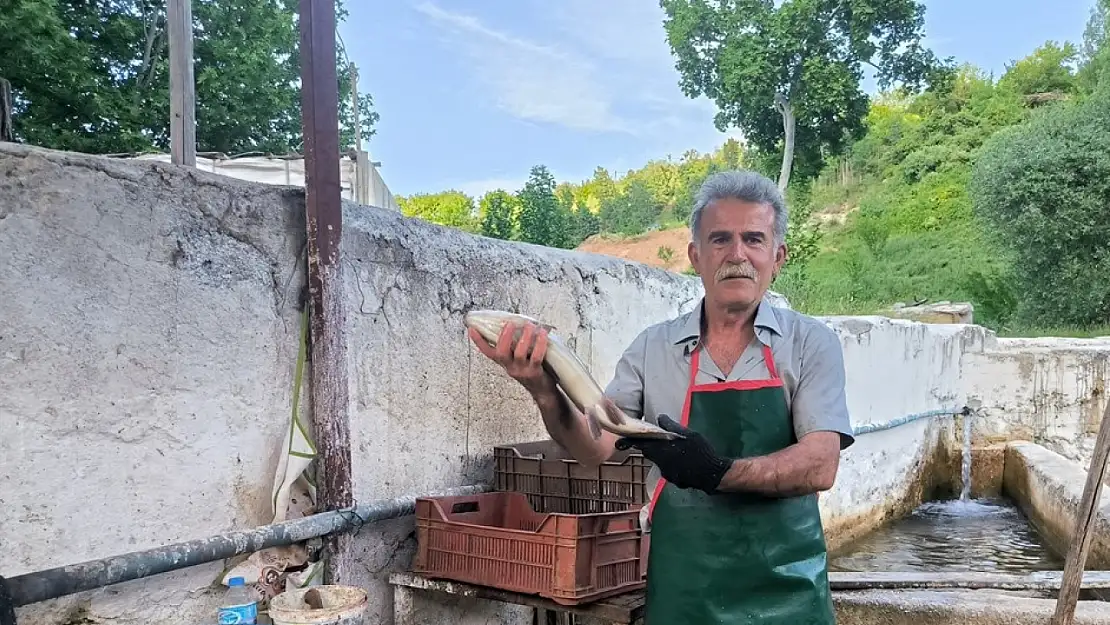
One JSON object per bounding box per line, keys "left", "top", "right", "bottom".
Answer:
{"left": 189, "top": 195, "right": 297, "bottom": 318}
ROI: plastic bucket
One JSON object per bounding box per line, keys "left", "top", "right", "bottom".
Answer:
{"left": 268, "top": 585, "right": 368, "bottom": 625}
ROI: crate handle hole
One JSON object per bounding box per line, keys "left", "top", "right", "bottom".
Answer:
{"left": 451, "top": 501, "right": 480, "bottom": 514}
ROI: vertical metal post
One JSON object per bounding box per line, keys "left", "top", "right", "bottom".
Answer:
{"left": 167, "top": 0, "right": 196, "bottom": 166}
{"left": 298, "top": 0, "right": 354, "bottom": 585}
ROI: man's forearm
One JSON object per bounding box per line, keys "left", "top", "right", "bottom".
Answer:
{"left": 716, "top": 431, "right": 842, "bottom": 497}
{"left": 531, "top": 383, "right": 616, "bottom": 467}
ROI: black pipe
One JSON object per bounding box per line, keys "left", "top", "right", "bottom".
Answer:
{"left": 5, "top": 484, "right": 489, "bottom": 608}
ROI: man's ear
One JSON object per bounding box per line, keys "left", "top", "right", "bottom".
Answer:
{"left": 687, "top": 240, "right": 699, "bottom": 274}
{"left": 774, "top": 242, "right": 788, "bottom": 273}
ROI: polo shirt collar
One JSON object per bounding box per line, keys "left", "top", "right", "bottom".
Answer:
{"left": 672, "top": 296, "right": 782, "bottom": 353}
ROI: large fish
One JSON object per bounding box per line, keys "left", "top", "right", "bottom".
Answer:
{"left": 464, "top": 309, "right": 682, "bottom": 441}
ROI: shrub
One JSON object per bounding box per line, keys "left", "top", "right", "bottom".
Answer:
{"left": 969, "top": 87, "right": 1110, "bottom": 326}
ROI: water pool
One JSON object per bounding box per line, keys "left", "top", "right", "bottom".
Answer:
{"left": 828, "top": 496, "right": 1063, "bottom": 573}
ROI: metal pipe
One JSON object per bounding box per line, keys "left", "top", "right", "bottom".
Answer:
{"left": 3, "top": 406, "right": 972, "bottom": 609}
{"left": 852, "top": 407, "right": 965, "bottom": 436}
{"left": 5, "top": 484, "right": 490, "bottom": 608}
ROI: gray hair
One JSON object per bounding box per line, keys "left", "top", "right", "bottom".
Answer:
{"left": 689, "top": 170, "right": 788, "bottom": 245}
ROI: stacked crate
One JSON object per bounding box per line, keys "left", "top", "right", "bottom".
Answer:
{"left": 413, "top": 440, "right": 652, "bottom": 605}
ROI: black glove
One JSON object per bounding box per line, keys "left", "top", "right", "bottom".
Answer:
{"left": 615, "top": 414, "right": 732, "bottom": 494}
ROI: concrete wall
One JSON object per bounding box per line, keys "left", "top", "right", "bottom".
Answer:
{"left": 1003, "top": 441, "right": 1110, "bottom": 569}
{"left": 6, "top": 144, "right": 1110, "bottom": 625}
{"left": 962, "top": 336, "right": 1110, "bottom": 466}
{"left": 819, "top": 317, "right": 976, "bottom": 551}
{"left": 0, "top": 144, "right": 309, "bottom": 624}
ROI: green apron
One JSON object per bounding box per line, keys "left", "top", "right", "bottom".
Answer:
{"left": 643, "top": 343, "right": 836, "bottom": 625}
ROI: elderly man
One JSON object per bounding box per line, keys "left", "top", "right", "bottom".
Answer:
{"left": 467, "top": 169, "right": 854, "bottom": 624}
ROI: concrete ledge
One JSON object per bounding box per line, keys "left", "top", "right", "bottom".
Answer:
{"left": 1003, "top": 441, "right": 1110, "bottom": 567}
{"left": 835, "top": 589, "right": 1110, "bottom": 624}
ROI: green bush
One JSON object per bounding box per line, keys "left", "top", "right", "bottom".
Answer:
{"left": 970, "top": 87, "right": 1110, "bottom": 327}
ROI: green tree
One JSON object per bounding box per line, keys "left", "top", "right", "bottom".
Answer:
{"left": 997, "top": 41, "right": 1079, "bottom": 97}
{"left": 600, "top": 180, "right": 658, "bottom": 236}
{"left": 673, "top": 152, "right": 725, "bottom": 224}
{"left": 572, "top": 201, "right": 600, "bottom": 243}
{"left": 0, "top": 0, "right": 377, "bottom": 155}
{"left": 626, "top": 159, "right": 683, "bottom": 211}
{"left": 718, "top": 138, "right": 744, "bottom": 169}
{"left": 479, "top": 190, "right": 517, "bottom": 240}
{"left": 580, "top": 166, "right": 620, "bottom": 213}
{"left": 1078, "top": 0, "right": 1110, "bottom": 93}
{"left": 397, "top": 190, "right": 479, "bottom": 233}
{"left": 969, "top": 86, "right": 1110, "bottom": 327}
{"left": 659, "top": 0, "right": 950, "bottom": 190}
{"left": 518, "top": 165, "right": 563, "bottom": 247}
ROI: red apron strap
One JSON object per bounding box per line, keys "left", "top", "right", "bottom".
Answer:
{"left": 762, "top": 344, "right": 779, "bottom": 380}
{"left": 682, "top": 347, "right": 700, "bottom": 426}
{"left": 649, "top": 345, "right": 700, "bottom": 518}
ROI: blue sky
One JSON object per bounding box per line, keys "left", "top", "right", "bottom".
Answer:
{"left": 337, "top": 0, "right": 1098, "bottom": 200}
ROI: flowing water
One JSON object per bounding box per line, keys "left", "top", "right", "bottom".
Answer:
{"left": 960, "top": 411, "right": 973, "bottom": 501}
{"left": 829, "top": 497, "right": 1064, "bottom": 573}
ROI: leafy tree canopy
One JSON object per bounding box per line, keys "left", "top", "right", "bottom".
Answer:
{"left": 0, "top": 0, "right": 377, "bottom": 155}
{"left": 659, "top": 0, "right": 952, "bottom": 186}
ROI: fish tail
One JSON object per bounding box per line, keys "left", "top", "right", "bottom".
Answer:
{"left": 598, "top": 396, "right": 628, "bottom": 428}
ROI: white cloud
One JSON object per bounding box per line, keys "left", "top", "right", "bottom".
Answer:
{"left": 551, "top": 0, "right": 678, "bottom": 70}
{"left": 414, "top": 2, "right": 633, "bottom": 134}
{"left": 412, "top": 0, "right": 749, "bottom": 192}
{"left": 546, "top": 1, "right": 745, "bottom": 155}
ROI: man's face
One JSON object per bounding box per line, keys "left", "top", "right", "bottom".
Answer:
{"left": 688, "top": 197, "right": 787, "bottom": 312}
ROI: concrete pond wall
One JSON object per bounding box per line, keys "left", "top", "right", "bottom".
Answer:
{"left": 3, "top": 144, "right": 1110, "bottom": 625}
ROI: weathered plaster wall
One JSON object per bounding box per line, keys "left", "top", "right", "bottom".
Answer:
{"left": 0, "top": 144, "right": 309, "bottom": 625}
{"left": 962, "top": 336, "right": 1110, "bottom": 465}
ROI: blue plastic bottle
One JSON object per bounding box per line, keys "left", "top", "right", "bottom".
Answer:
{"left": 218, "top": 577, "right": 258, "bottom": 624}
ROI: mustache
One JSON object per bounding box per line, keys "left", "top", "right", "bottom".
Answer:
{"left": 714, "top": 262, "right": 758, "bottom": 282}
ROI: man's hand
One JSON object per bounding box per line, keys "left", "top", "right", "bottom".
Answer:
{"left": 615, "top": 415, "right": 732, "bottom": 494}
{"left": 467, "top": 321, "right": 556, "bottom": 398}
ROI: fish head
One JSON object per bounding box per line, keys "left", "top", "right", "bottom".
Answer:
{"left": 464, "top": 309, "right": 555, "bottom": 346}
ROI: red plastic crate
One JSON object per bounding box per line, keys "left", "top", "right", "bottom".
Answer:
{"left": 494, "top": 440, "right": 650, "bottom": 514}
{"left": 413, "top": 491, "right": 648, "bottom": 605}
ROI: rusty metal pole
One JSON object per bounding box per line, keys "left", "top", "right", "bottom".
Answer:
{"left": 298, "top": 0, "right": 353, "bottom": 585}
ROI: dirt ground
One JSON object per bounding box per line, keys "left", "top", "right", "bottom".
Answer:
{"left": 576, "top": 228, "right": 693, "bottom": 274}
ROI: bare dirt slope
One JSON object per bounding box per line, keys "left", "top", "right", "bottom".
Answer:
{"left": 576, "top": 227, "right": 693, "bottom": 274}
